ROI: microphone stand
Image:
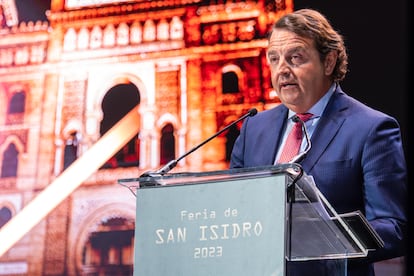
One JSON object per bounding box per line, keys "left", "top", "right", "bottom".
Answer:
{"left": 286, "top": 115, "right": 311, "bottom": 258}
{"left": 289, "top": 115, "right": 312, "bottom": 164}
{"left": 141, "top": 108, "right": 258, "bottom": 177}
{"left": 286, "top": 114, "right": 311, "bottom": 201}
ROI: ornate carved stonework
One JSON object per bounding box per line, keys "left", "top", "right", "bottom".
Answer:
{"left": 62, "top": 80, "right": 87, "bottom": 126}
{"left": 156, "top": 69, "right": 180, "bottom": 116}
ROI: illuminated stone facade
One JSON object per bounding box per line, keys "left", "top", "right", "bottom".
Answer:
{"left": 0, "top": 0, "right": 291, "bottom": 275}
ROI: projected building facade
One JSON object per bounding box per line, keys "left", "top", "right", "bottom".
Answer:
{"left": 0, "top": 0, "right": 290, "bottom": 274}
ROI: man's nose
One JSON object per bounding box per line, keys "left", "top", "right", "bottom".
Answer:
{"left": 276, "top": 58, "right": 291, "bottom": 76}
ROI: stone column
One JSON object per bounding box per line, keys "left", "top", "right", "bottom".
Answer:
{"left": 185, "top": 59, "right": 203, "bottom": 171}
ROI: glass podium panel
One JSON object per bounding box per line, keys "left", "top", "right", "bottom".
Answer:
{"left": 287, "top": 173, "right": 368, "bottom": 261}
{"left": 119, "top": 164, "right": 371, "bottom": 276}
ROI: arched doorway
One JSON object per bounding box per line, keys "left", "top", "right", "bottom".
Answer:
{"left": 81, "top": 217, "right": 134, "bottom": 275}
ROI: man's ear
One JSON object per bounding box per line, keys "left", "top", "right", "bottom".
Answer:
{"left": 324, "top": 50, "right": 338, "bottom": 76}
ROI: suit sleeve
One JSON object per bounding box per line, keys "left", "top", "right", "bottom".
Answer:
{"left": 362, "top": 116, "right": 407, "bottom": 262}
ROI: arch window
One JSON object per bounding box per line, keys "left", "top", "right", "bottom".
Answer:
{"left": 8, "top": 90, "right": 25, "bottom": 114}
{"left": 221, "top": 65, "right": 244, "bottom": 105}
{"left": 0, "top": 206, "right": 12, "bottom": 229}
{"left": 90, "top": 25, "right": 103, "bottom": 49}
{"left": 157, "top": 19, "right": 169, "bottom": 41}
{"left": 222, "top": 71, "right": 239, "bottom": 94}
{"left": 77, "top": 27, "right": 90, "bottom": 50}
{"left": 63, "top": 131, "right": 78, "bottom": 170}
{"left": 14, "top": 47, "right": 29, "bottom": 65}
{"left": 130, "top": 21, "right": 142, "bottom": 44}
{"left": 170, "top": 16, "right": 184, "bottom": 40}
{"left": 160, "top": 123, "right": 175, "bottom": 165}
{"left": 0, "top": 48, "right": 13, "bottom": 66}
{"left": 63, "top": 28, "right": 77, "bottom": 51}
{"left": 1, "top": 143, "right": 18, "bottom": 177}
{"left": 117, "top": 22, "right": 130, "bottom": 46}
{"left": 100, "top": 83, "right": 140, "bottom": 169}
{"left": 6, "top": 90, "right": 26, "bottom": 124}
{"left": 30, "top": 44, "right": 46, "bottom": 64}
{"left": 143, "top": 20, "right": 156, "bottom": 42}
{"left": 103, "top": 24, "right": 116, "bottom": 47}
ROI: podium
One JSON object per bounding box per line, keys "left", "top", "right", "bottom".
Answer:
{"left": 119, "top": 164, "right": 381, "bottom": 276}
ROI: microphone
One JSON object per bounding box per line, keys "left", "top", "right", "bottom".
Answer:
{"left": 289, "top": 115, "right": 312, "bottom": 164}
{"left": 145, "top": 108, "right": 258, "bottom": 176}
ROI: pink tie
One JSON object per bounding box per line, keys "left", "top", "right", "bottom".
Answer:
{"left": 278, "top": 113, "right": 313, "bottom": 163}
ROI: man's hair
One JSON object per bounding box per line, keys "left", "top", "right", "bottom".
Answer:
{"left": 270, "top": 9, "right": 348, "bottom": 82}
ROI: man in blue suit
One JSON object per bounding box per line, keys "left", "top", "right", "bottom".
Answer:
{"left": 230, "top": 9, "right": 407, "bottom": 276}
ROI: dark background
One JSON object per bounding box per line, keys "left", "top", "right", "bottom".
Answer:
{"left": 15, "top": 0, "right": 413, "bottom": 274}
{"left": 294, "top": 1, "right": 412, "bottom": 275}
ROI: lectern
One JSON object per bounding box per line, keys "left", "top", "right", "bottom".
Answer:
{"left": 119, "top": 164, "right": 381, "bottom": 276}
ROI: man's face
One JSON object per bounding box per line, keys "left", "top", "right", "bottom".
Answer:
{"left": 267, "top": 29, "right": 335, "bottom": 113}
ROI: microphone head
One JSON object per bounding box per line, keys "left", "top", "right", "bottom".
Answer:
{"left": 249, "top": 108, "right": 258, "bottom": 117}
{"left": 292, "top": 115, "right": 301, "bottom": 123}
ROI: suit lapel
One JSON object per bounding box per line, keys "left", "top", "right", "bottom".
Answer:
{"left": 301, "top": 88, "right": 348, "bottom": 172}
{"left": 258, "top": 106, "right": 288, "bottom": 165}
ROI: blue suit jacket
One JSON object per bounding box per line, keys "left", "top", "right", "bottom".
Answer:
{"left": 230, "top": 86, "right": 407, "bottom": 275}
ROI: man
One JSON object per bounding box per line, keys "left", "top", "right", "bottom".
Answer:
{"left": 230, "top": 9, "right": 407, "bottom": 276}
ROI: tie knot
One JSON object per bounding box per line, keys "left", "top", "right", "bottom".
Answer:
{"left": 295, "top": 113, "right": 313, "bottom": 122}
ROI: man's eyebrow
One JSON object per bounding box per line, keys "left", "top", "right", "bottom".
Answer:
{"left": 267, "top": 50, "right": 278, "bottom": 56}
{"left": 267, "top": 46, "right": 305, "bottom": 56}
{"left": 286, "top": 46, "right": 305, "bottom": 54}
